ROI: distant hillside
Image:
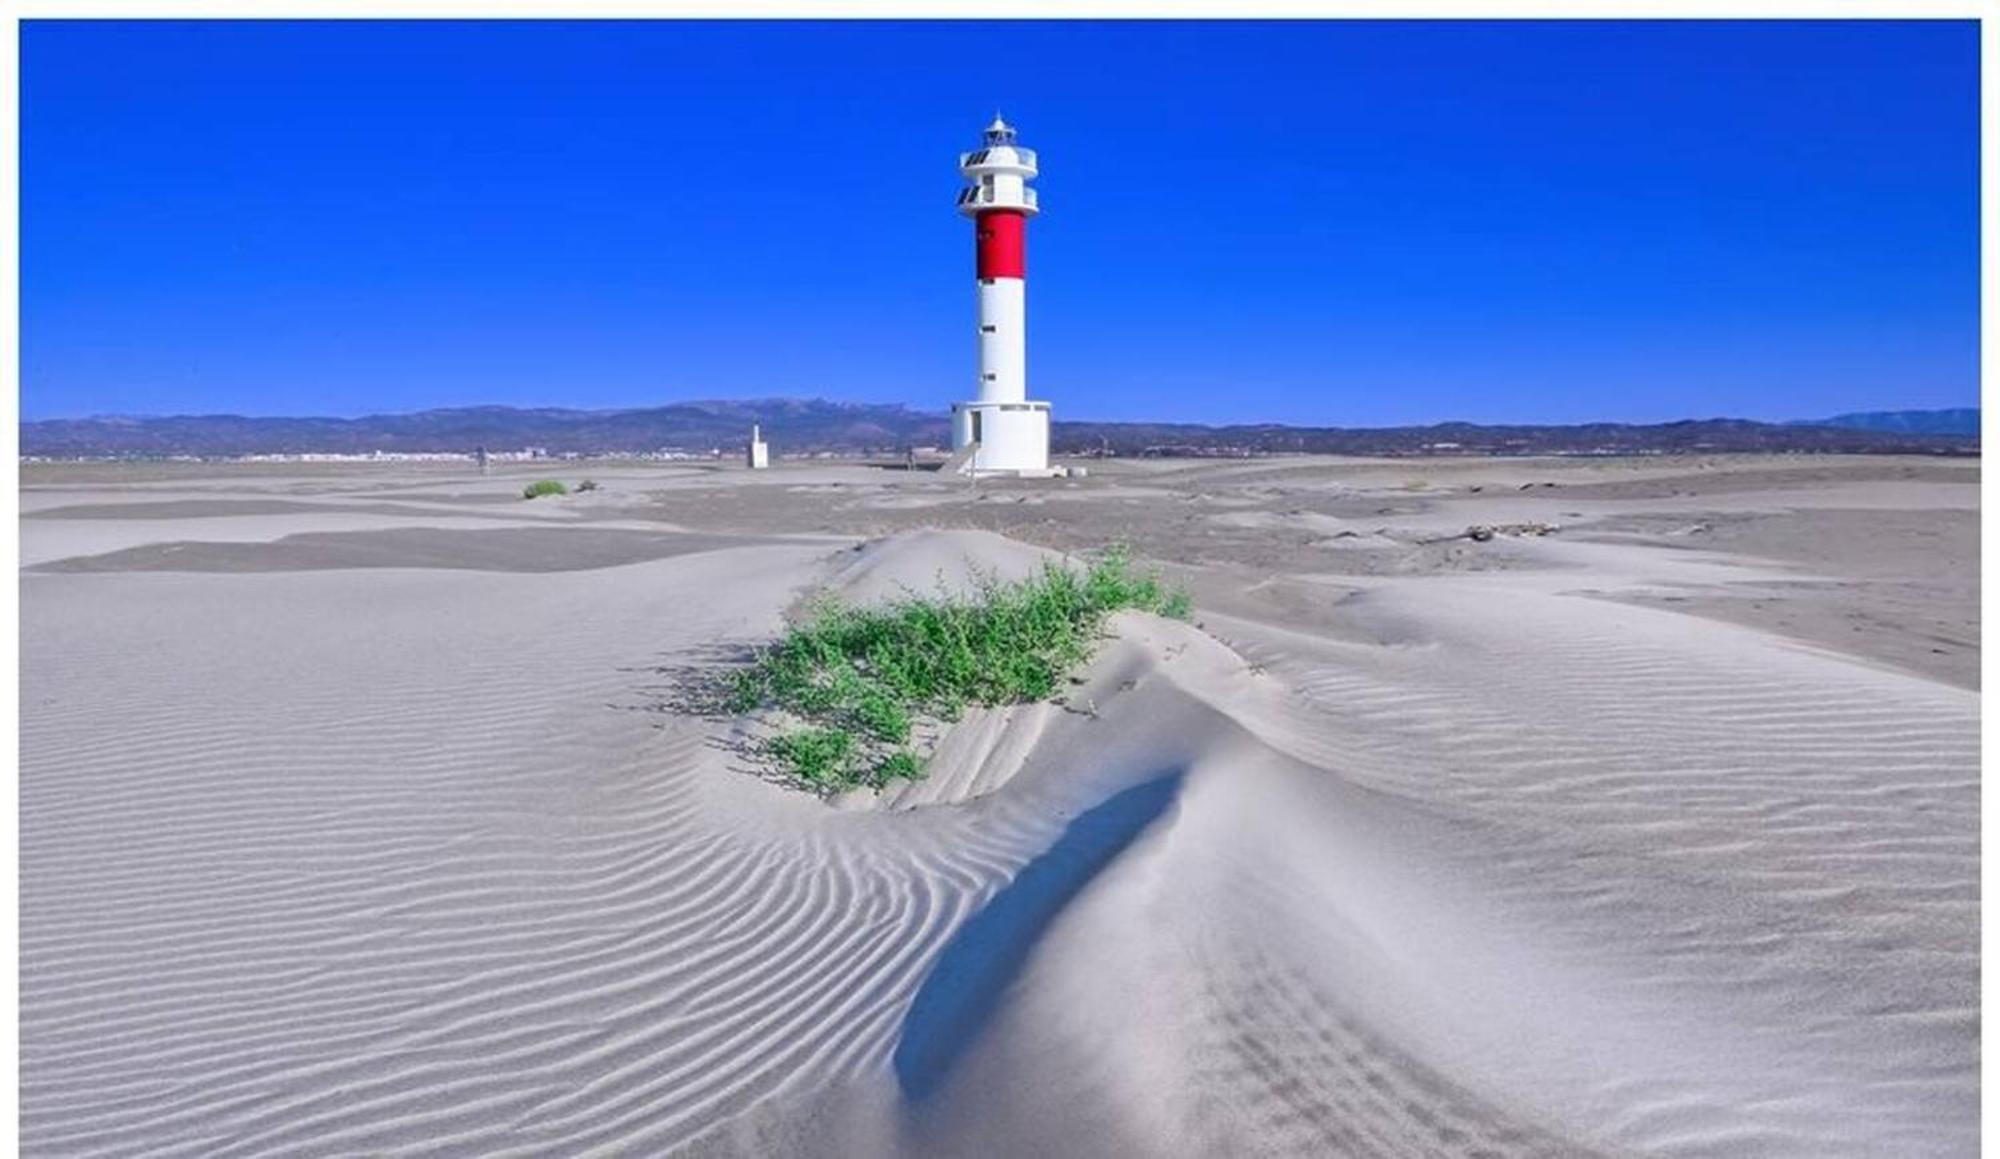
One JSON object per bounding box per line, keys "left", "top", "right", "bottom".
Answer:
{"left": 21, "top": 400, "right": 950, "bottom": 459}
{"left": 20, "top": 400, "right": 1980, "bottom": 459}
{"left": 1810, "top": 408, "right": 1979, "bottom": 436}
{"left": 1052, "top": 417, "right": 1975, "bottom": 457}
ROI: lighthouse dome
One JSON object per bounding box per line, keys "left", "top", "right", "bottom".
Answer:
{"left": 957, "top": 113, "right": 1040, "bottom": 216}
{"left": 958, "top": 115, "right": 1038, "bottom": 182}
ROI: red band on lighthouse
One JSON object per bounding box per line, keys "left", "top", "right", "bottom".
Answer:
{"left": 975, "top": 210, "right": 1026, "bottom": 279}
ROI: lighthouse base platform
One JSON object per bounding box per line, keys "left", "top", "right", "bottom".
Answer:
{"left": 950, "top": 400, "right": 1055, "bottom": 477}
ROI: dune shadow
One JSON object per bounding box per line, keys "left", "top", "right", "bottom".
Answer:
{"left": 893, "top": 770, "right": 1185, "bottom": 1101}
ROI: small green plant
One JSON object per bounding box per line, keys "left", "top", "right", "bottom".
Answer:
{"left": 874, "top": 751, "right": 926, "bottom": 784}
{"left": 728, "top": 546, "right": 1192, "bottom": 794}
{"left": 766, "top": 728, "right": 856, "bottom": 787}
{"left": 523, "top": 479, "right": 568, "bottom": 499}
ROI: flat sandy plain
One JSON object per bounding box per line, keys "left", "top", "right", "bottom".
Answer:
{"left": 20, "top": 453, "right": 1979, "bottom": 1157}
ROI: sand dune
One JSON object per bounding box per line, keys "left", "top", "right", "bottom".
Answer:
{"left": 20, "top": 455, "right": 1978, "bottom": 1156}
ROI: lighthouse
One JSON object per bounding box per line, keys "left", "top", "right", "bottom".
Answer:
{"left": 951, "top": 115, "right": 1054, "bottom": 477}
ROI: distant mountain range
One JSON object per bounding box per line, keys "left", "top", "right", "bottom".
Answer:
{"left": 1808, "top": 408, "right": 1979, "bottom": 436}
{"left": 21, "top": 400, "right": 927, "bottom": 460}
{"left": 19, "top": 400, "right": 1979, "bottom": 459}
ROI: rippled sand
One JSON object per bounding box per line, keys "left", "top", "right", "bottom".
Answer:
{"left": 21, "top": 453, "right": 1978, "bottom": 1156}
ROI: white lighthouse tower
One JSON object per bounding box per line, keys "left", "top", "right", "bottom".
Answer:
{"left": 951, "top": 115, "right": 1054, "bottom": 477}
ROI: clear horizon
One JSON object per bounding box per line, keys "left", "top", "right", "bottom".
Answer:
{"left": 23, "top": 20, "right": 1979, "bottom": 426}
{"left": 19, "top": 396, "right": 1979, "bottom": 429}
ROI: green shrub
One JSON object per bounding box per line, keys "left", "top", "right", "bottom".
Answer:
{"left": 874, "top": 751, "right": 926, "bottom": 784}
{"left": 522, "top": 479, "right": 568, "bottom": 499}
{"left": 730, "top": 546, "right": 1192, "bottom": 793}
{"left": 766, "top": 728, "right": 856, "bottom": 787}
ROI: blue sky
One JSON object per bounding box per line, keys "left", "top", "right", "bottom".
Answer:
{"left": 22, "top": 20, "right": 1978, "bottom": 425}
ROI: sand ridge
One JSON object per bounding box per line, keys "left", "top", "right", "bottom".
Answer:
{"left": 19, "top": 455, "right": 1979, "bottom": 1156}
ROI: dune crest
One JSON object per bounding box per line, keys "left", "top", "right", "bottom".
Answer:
{"left": 22, "top": 459, "right": 1977, "bottom": 1156}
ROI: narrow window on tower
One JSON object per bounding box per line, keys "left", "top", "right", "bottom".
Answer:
{"left": 980, "top": 325, "right": 997, "bottom": 333}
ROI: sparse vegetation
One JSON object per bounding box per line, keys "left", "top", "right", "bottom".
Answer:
{"left": 727, "top": 546, "right": 1191, "bottom": 793}
{"left": 522, "top": 479, "right": 568, "bottom": 499}
{"left": 577, "top": 479, "right": 601, "bottom": 492}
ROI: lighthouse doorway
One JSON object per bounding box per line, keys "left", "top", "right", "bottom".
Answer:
{"left": 970, "top": 411, "right": 983, "bottom": 443}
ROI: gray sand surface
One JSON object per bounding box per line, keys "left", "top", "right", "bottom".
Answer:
{"left": 20, "top": 453, "right": 1978, "bottom": 1156}
{"left": 31, "top": 526, "right": 797, "bottom": 574}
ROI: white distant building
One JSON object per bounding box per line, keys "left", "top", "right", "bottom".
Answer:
{"left": 747, "top": 424, "right": 769, "bottom": 469}
{"left": 950, "top": 115, "right": 1057, "bottom": 477}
